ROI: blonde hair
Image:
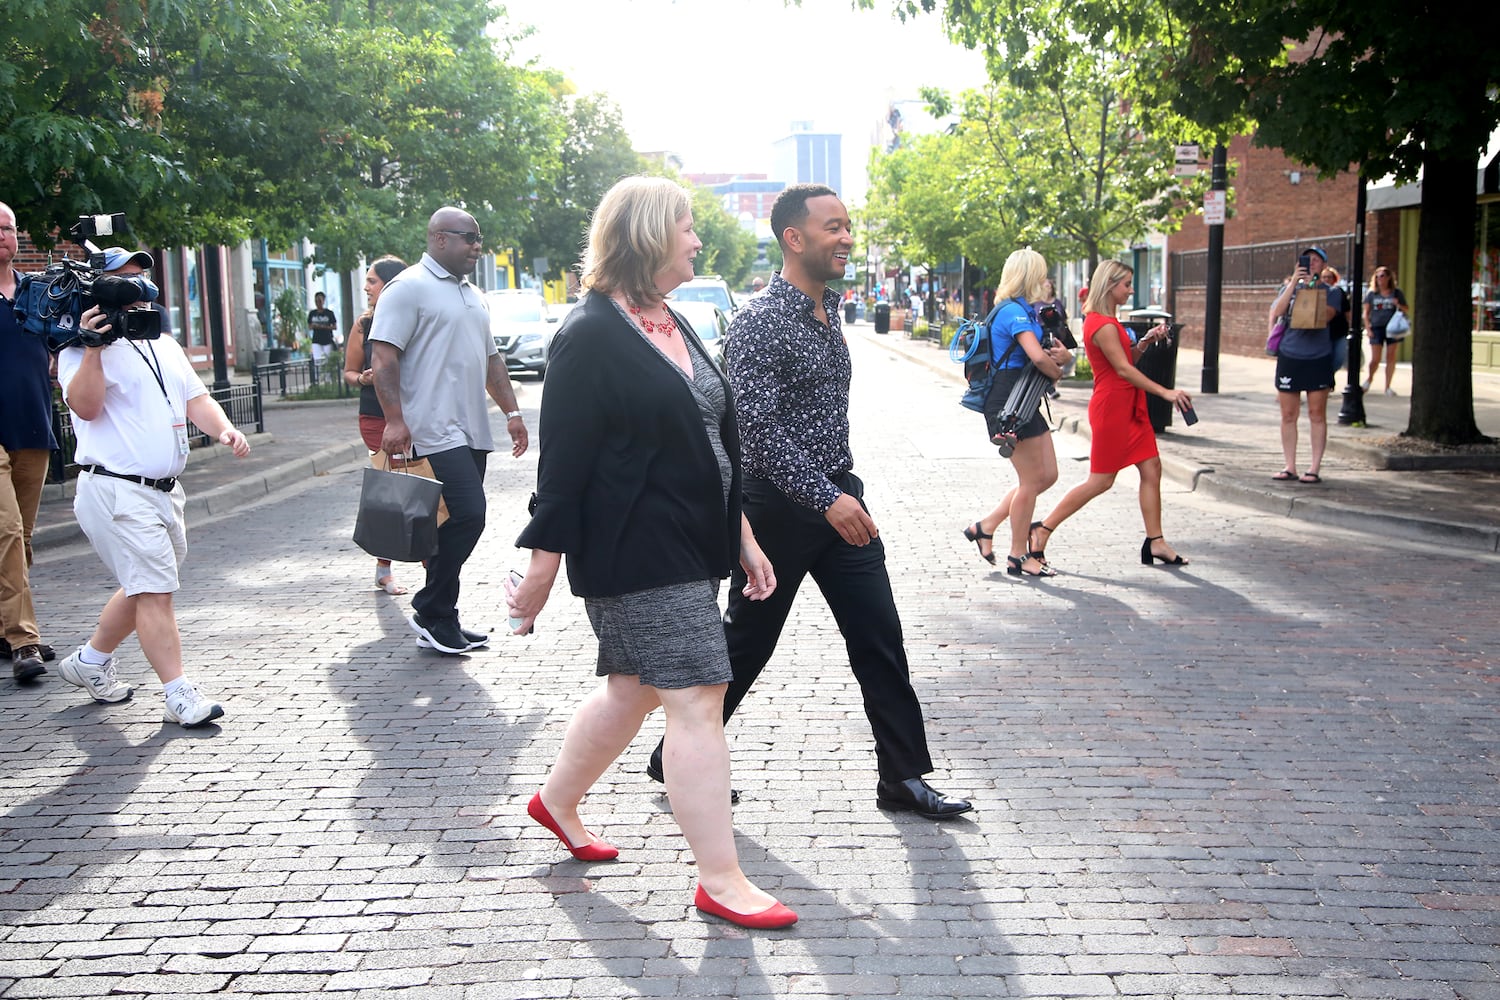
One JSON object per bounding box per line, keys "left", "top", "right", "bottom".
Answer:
{"left": 994, "top": 248, "right": 1049, "bottom": 303}
{"left": 579, "top": 176, "right": 691, "bottom": 306}
{"left": 1083, "top": 259, "right": 1133, "bottom": 316}
{"left": 1368, "top": 266, "right": 1396, "bottom": 291}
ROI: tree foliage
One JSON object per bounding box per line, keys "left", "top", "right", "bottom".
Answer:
{"left": 906, "top": 0, "right": 1500, "bottom": 443}
{"left": 1, "top": 0, "right": 561, "bottom": 270}
{"left": 865, "top": 49, "right": 1205, "bottom": 283}
{"left": 520, "top": 92, "right": 644, "bottom": 284}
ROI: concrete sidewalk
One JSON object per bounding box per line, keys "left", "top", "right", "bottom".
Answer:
{"left": 31, "top": 335, "right": 1500, "bottom": 554}
{"left": 850, "top": 321, "right": 1500, "bottom": 553}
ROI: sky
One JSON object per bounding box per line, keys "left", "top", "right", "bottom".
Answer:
{"left": 499, "top": 0, "right": 988, "bottom": 205}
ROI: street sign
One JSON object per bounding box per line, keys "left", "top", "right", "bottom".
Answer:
{"left": 1175, "top": 143, "right": 1201, "bottom": 177}
{"left": 1203, "top": 190, "right": 1226, "bottom": 225}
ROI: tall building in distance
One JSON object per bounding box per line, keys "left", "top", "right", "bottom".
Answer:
{"left": 772, "top": 122, "right": 842, "bottom": 193}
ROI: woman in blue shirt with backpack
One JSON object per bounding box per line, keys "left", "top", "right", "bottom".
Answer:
{"left": 961, "top": 248, "right": 1074, "bottom": 577}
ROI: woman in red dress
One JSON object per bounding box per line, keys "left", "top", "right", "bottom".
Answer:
{"left": 1029, "top": 260, "right": 1194, "bottom": 568}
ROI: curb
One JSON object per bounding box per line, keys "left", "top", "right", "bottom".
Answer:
{"left": 32, "top": 440, "right": 370, "bottom": 552}
{"left": 853, "top": 325, "right": 1500, "bottom": 552}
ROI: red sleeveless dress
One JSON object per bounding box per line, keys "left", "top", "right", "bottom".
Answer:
{"left": 1082, "top": 313, "right": 1158, "bottom": 474}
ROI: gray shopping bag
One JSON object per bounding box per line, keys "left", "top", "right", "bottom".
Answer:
{"left": 352, "top": 464, "right": 443, "bottom": 562}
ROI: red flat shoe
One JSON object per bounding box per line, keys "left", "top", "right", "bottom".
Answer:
{"left": 694, "top": 884, "right": 798, "bottom": 929}
{"left": 527, "top": 792, "right": 619, "bottom": 861}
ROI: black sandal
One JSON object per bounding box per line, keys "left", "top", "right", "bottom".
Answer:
{"left": 1028, "top": 521, "right": 1053, "bottom": 558}
{"left": 962, "top": 522, "right": 996, "bottom": 565}
{"left": 1008, "top": 553, "right": 1055, "bottom": 578}
{"left": 1141, "top": 535, "right": 1188, "bottom": 566}
{"left": 1024, "top": 552, "right": 1058, "bottom": 576}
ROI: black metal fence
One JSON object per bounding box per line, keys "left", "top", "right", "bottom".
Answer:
{"left": 1173, "top": 234, "right": 1355, "bottom": 288}
{"left": 253, "top": 355, "right": 352, "bottom": 400}
{"left": 47, "top": 381, "right": 267, "bottom": 484}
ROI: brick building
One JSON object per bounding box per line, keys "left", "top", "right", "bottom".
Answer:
{"left": 1164, "top": 133, "right": 1406, "bottom": 360}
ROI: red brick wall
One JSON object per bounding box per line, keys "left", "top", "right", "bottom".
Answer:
{"left": 1167, "top": 132, "right": 1390, "bottom": 354}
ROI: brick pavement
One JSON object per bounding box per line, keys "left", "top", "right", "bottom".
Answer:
{"left": 3, "top": 336, "right": 1498, "bottom": 999}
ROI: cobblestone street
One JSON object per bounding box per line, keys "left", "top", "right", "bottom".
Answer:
{"left": 4, "top": 334, "right": 1498, "bottom": 999}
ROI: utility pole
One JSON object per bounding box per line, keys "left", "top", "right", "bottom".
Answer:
{"left": 1338, "top": 177, "right": 1368, "bottom": 425}
{"left": 1201, "top": 144, "right": 1227, "bottom": 393}
{"left": 204, "top": 246, "right": 231, "bottom": 391}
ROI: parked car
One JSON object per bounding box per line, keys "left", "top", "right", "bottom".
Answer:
{"left": 487, "top": 289, "right": 559, "bottom": 378}
{"left": 666, "top": 299, "right": 730, "bottom": 368}
{"left": 670, "top": 275, "right": 737, "bottom": 322}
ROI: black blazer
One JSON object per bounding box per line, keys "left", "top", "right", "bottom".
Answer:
{"left": 515, "top": 292, "right": 743, "bottom": 597}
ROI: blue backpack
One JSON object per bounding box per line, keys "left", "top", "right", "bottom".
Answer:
{"left": 951, "top": 302, "right": 1017, "bottom": 412}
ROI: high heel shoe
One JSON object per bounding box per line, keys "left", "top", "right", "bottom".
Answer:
{"left": 1141, "top": 535, "right": 1188, "bottom": 566}
{"left": 1027, "top": 522, "right": 1055, "bottom": 574}
{"left": 962, "top": 522, "right": 996, "bottom": 565}
{"left": 1007, "top": 554, "right": 1054, "bottom": 578}
{"left": 527, "top": 792, "right": 619, "bottom": 861}
{"left": 694, "top": 884, "right": 798, "bottom": 929}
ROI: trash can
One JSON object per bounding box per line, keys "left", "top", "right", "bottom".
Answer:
{"left": 1124, "top": 308, "right": 1181, "bottom": 433}
{"left": 843, "top": 300, "right": 857, "bottom": 324}
{"left": 874, "top": 302, "right": 891, "bottom": 334}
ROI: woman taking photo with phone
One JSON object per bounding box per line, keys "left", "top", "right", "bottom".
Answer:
{"left": 1268, "top": 246, "right": 1336, "bottom": 484}
{"left": 1027, "top": 260, "right": 1194, "bottom": 569}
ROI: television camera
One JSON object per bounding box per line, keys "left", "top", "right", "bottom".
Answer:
{"left": 13, "top": 213, "right": 161, "bottom": 350}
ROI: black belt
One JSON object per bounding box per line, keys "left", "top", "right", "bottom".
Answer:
{"left": 84, "top": 465, "right": 177, "bottom": 493}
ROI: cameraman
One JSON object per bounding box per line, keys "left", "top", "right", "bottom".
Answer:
{"left": 55, "top": 248, "right": 250, "bottom": 727}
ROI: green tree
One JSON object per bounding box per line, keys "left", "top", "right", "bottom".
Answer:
{"left": 520, "top": 92, "right": 644, "bottom": 285}
{"left": 939, "top": 48, "right": 1209, "bottom": 276}
{"left": 2, "top": 0, "right": 560, "bottom": 266}
{"left": 918, "top": 0, "right": 1500, "bottom": 443}
{"left": 687, "top": 184, "right": 757, "bottom": 289}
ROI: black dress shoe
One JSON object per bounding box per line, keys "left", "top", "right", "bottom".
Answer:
{"left": 13, "top": 646, "right": 47, "bottom": 684}
{"left": 0, "top": 639, "right": 54, "bottom": 661}
{"left": 647, "top": 745, "right": 740, "bottom": 804}
{"left": 876, "top": 778, "right": 973, "bottom": 820}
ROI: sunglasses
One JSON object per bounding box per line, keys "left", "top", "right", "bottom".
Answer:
{"left": 439, "top": 229, "right": 484, "bottom": 245}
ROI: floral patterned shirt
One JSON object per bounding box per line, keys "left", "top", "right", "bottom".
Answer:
{"left": 725, "top": 273, "right": 851, "bottom": 513}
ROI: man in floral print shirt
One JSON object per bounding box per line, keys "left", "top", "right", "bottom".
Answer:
{"left": 647, "top": 185, "right": 972, "bottom": 821}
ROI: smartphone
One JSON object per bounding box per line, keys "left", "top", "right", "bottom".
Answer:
{"left": 1180, "top": 402, "right": 1199, "bottom": 426}
{"left": 506, "top": 570, "right": 527, "bottom": 633}
{"left": 1297, "top": 253, "right": 1311, "bottom": 272}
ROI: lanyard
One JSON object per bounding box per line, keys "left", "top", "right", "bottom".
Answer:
{"left": 127, "top": 339, "right": 172, "bottom": 407}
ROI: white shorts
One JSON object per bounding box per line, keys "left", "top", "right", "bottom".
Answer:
{"left": 311, "top": 342, "right": 334, "bottom": 363}
{"left": 73, "top": 473, "right": 188, "bottom": 595}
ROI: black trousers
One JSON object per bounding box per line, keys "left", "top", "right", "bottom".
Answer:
{"left": 722, "top": 473, "right": 934, "bottom": 783}
{"left": 412, "top": 446, "right": 488, "bottom": 623}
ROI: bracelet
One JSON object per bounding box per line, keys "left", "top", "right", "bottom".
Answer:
{"left": 505, "top": 410, "right": 523, "bottom": 420}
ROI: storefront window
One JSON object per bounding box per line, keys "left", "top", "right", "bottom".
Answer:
{"left": 183, "top": 252, "right": 206, "bottom": 348}
{"left": 1476, "top": 198, "right": 1500, "bottom": 332}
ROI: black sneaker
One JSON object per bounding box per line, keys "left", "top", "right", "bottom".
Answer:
{"left": 408, "top": 613, "right": 469, "bottom": 655}
{"left": 416, "top": 625, "right": 489, "bottom": 652}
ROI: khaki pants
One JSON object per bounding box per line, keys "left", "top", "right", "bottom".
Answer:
{"left": 0, "top": 446, "right": 51, "bottom": 648}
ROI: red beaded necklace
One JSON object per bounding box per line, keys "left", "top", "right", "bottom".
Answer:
{"left": 628, "top": 302, "right": 676, "bottom": 337}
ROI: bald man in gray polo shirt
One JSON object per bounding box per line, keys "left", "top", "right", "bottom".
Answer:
{"left": 369, "top": 207, "right": 528, "bottom": 656}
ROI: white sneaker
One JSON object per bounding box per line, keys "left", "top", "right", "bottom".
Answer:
{"left": 1360, "top": 379, "right": 1372, "bottom": 392}
{"left": 1385, "top": 387, "right": 1397, "bottom": 397}
{"left": 56, "top": 648, "right": 133, "bottom": 704}
{"left": 163, "top": 681, "right": 224, "bottom": 727}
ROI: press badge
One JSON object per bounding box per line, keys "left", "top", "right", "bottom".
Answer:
{"left": 174, "top": 421, "right": 190, "bottom": 456}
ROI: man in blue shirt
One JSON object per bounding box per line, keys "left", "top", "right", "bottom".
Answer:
{"left": 0, "top": 201, "right": 59, "bottom": 682}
